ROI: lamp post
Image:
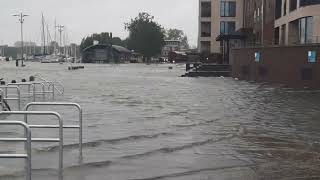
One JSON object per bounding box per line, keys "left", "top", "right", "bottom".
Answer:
{"left": 13, "top": 13, "right": 28, "bottom": 67}
{"left": 56, "top": 25, "right": 64, "bottom": 55}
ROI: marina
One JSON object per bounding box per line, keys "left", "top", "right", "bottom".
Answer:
{"left": 1, "top": 61, "right": 320, "bottom": 179}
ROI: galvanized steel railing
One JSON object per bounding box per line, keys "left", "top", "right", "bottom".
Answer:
{"left": 34, "top": 73, "right": 64, "bottom": 95}
{"left": 0, "top": 89, "right": 4, "bottom": 111}
{"left": 25, "top": 102, "right": 83, "bottom": 159}
{"left": 0, "top": 121, "right": 32, "bottom": 180}
{"left": 0, "top": 111, "right": 64, "bottom": 180}
{"left": 0, "top": 85, "right": 21, "bottom": 110}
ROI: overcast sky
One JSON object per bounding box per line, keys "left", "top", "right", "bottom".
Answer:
{"left": 0, "top": 0, "right": 198, "bottom": 47}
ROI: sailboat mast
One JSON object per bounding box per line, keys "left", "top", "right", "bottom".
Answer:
{"left": 54, "top": 19, "right": 57, "bottom": 55}
{"left": 41, "top": 13, "right": 46, "bottom": 55}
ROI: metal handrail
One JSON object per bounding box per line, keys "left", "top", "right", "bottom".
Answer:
{"left": 0, "top": 121, "right": 32, "bottom": 180}
{"left": 34, "top": 74, "right": 64, "bottom": 95}
{"left": 0, "top": 85, "right": 21, "bottom": 110}
{"left": 7, "top": 82, "right": 55, "bottom": 101}
{"left": 29, "top": 82, "right": 47, "bottom": 101}
{"left": 25, "top": 102, "right": 83, "bottom": 159}
{"left": 0, "top": 111, "right": 64, "bottom": 180}
{"left": 7, "top": 82, "right": 33, "bottom": 97}
{"left": 0, "top": 89, "right": 4, "bottom": 111}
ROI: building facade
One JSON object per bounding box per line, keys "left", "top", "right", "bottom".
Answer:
{"left": 231, "top": 0, "right": 320, "bottom": 89}
{"left": 161, "top": 40, "right": 182, "bottom": 57}
{"left": 82, "top": 44, "right": 132, "bottom": 63}
{"left": 274, "top": 0, "right": 320, "bottom": 45}
{"left": 198, "top": 0, "right": 244, "bottom": 53}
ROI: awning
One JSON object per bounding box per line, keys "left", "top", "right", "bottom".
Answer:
{"left": 216, "top": 28, "right": 253, "bottom": 41}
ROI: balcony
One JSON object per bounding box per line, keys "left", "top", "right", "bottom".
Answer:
{"left": 201, "top": 2, "right": 211, "bottom": 18}
{"left": 200, "top": 22, "right": 211, "bottom": 37}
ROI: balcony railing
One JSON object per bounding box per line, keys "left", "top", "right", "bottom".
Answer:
{"left": 201, "top": 32, "right": 211, "bottom": 37}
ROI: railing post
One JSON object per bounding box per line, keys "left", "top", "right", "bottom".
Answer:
{"left": 52, "top": 83, "right": 55, "bottom": 100}
{"left": 1, "top": 111, "right": 64, "bottom": 180}
{"left": 33, "top": 84, "right": 36, "bottom": 102}
{"left": 25, "top": 102, "right": 83, "bottom": 160}
{"left": 0, "top": 121, "right": 32, "bottom": 180}
{"left": 0, "top": 89, "right": 4, "bottom": 111}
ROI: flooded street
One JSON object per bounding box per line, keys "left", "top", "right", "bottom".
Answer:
{"left": 1, "top": 61, "right": 320, "bottom": 179}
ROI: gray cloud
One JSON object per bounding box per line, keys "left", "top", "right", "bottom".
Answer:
{"left": 0, "top": 0, "right": 198, "bottom": 47}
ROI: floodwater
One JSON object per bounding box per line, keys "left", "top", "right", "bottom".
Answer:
{"left": 1, "top": 61, "right": 320, "bottom": 180}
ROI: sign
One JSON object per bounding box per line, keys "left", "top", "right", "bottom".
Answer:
{"left": 308, "top": 51, "right": 316, "bottom": 63}
{"left": 255, "top": 52, "right": 261, "bottom": 62}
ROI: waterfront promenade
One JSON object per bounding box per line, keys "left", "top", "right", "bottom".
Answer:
{"left": 1, "top": 61, "right": 320, "bottom": 179}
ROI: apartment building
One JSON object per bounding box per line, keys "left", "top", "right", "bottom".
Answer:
{"left": 274, "top": 0, "right": 320, "bottom": 45}
{"left": 198, "top": 0, "right": 244, "bottom": 54}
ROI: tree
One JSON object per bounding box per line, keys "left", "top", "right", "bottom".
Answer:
{"left": 125, "top": 12, "right": 165, "bottom": 61}
{"left": 80, "top": 32, "right": 125, "bottom": 52}
{"left": 165, "top": 29, "right": 189, "bottom": 49}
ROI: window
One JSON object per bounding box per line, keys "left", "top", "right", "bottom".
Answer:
{"left": 220, "top": 1, "right": 236, "bottom": 17}
{"left": 300, "top": 0, "right": 320, "bottom": 7}
{"left": 299, "top": 16, "right": 314, "bottom": 44}
{"left": 290, "top": 0, "right": 297, "bottom": 11}
{"left": 274, "top": 27, "right": 280, "bottom": 45}
{"left": 281, "top": 24, "right": 286, "bottom": 44}
{"left": 220, "top": 21, "right": 236, "bottom": 34}
{"left": 275, "top": 0, "right": 282, "bottom": 19}
{"left": 284, "top": 0, "right": 287, "bottom": 16}
{"left": 201, "top": 2, "right": 211, "bottom": 17}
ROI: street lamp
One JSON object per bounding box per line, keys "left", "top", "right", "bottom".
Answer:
{"left": 13, "top": 13, "right": 29, "bottom": 67}
{"left": 56, "top": 25, "right": 64, "bottom": 55}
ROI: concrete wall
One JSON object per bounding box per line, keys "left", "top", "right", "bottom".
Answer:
{"left": 231, "top": 45, "right": 320, "bottom": 88}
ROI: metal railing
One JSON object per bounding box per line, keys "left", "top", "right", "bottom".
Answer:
{"left": 29, "top": 82, "right": 50, "bottom": 101}
{"left": 7, "top": 81, "right": 56, "bottom": 101}
{"left": 34, "top": 73, "right": 64, "bottom": 95}
{"left": 0, "top": 85, "right": 21, "bottom": 110}
{"left": 25, "top": 102, "right": 83, "bottom": 159}
{"left": 0, "top": 111, "right": 64, "bottom": 180}
{"left": 0, "top": 121, "right": 32, "bottom": 180}
{"left": 0, "top": 89, "right": 4, "bottom": 111}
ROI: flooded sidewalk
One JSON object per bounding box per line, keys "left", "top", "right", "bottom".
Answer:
{"left": 1, "top": 62, "right": 320, "bottom": 179}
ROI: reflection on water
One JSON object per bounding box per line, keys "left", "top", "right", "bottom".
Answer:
{"left": 1, "top": 61, "right": 320, "bottom": 179}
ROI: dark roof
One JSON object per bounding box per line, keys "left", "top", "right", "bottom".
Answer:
{"left": 82, "top": 44, "right": 110, "bottom": 52}
{"left": 82, "top": 44, "right": 132, "bottom": 53}
{"left": 216, "top": 28, "right": 252, "bottom": 41}
{"left": 112, "top": 45, "right": 132, "bottom": 53}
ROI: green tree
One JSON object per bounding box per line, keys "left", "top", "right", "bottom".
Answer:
{"left": 165, "top": 29, "right": 189, "bottom": 49}
{"left": 125, "top": 12, "right": 165, "bottom": 61}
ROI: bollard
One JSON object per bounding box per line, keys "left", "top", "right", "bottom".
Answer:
{"left": 186, "top": 63, "right": 191, "bottom": 71}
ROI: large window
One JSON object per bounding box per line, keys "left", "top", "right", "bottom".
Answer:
{"left": 290, "top": 0, "right": 298, "bottom": 11}
{"left": 220, "top": 21, "right": 236, "bottom": 34}
{"left": 300, "top": 0, "right": 320, "bottom": 7}
{"left": 201, "top": 2, "right": 211, "bottom": 17}
{"left": 299, "top": 16, "right": 314, "bottom": 44}
{"left": 220, "top": 1, "right": 236, "bottom": 17}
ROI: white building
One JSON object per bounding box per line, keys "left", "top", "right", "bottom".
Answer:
{"left": 161, "top": 40, "right": 182, "bottom": 57}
